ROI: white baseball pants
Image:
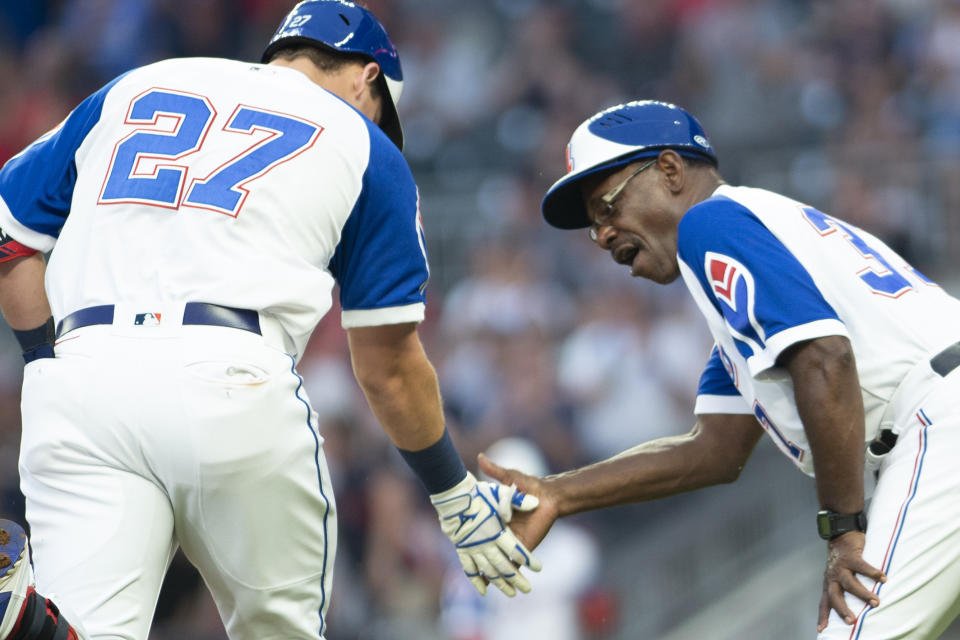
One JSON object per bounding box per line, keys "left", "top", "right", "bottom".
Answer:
{"left": 18, "top": 321, "right": 337, "bottom": 640}
{"left": 818, "top": 366, "right": 960, "bottom": 639}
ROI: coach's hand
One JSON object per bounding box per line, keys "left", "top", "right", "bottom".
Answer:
{"left": 478, "top": 453, "right": 559, "bottom": 552}
{"left": 818, "top": 531, "right": 886, "bottom": 632}
{"left": 430, "top": 471, "right": 542, "bottom": 597}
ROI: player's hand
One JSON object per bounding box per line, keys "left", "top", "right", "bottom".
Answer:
{"left": 818, "top": 531, "right": 886, "bottom": 632}
{"left": 430, "top": 471, "right": 542, "bottom": 597}
{"left": 478, "top": 452, "right": 559, "bottom": 552}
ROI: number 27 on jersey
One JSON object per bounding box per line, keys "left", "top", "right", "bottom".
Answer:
{"left": 99, "top": 88, "right": 322, "bottom": 218}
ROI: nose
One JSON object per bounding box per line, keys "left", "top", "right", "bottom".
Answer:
{"left": 594, "top": 224, "right": 617, "bottom": 248}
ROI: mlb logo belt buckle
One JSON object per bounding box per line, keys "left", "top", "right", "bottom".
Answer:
{"left": 134, "top": 312, "right": 163, "bottom": 326}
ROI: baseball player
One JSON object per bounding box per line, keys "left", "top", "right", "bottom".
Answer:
{"left": 0, "top": 2, "right": 540, "bottom": 639}
{"left": 481, "top": 100, "right": 960, "bottom": 639}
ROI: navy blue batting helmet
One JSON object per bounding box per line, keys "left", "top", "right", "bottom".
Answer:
{"left": 542, "top": 100, "right": 716, "bottom": 230}
{"left": 263, "top": 0, "right": 404, "bottom": 150}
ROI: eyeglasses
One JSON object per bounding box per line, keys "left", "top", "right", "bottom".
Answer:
{"left": 588, "top": 158, "right": 657, "bottom": 242}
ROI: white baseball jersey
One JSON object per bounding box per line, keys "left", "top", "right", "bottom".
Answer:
{"left": 681, "top": 185, "right": 960, "bottom": 637}
{"left": 0, "top": 57, "right": 429, "bottom": 360}
{"left": 683, "top": 184, "right": 960, "bottom": 476}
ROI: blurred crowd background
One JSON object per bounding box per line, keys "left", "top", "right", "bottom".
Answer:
{"left": 2, "top": 0, "right": 960, "bottom": 638}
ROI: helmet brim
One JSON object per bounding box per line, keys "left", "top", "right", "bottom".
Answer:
{"left": 541, "top": 150, "right": 661, "bottom": 230}
{"left": 378, "top": 75, "right": 403, "bottom": 151}
{"left": 542, "top": 148, "right": 717, "bottom": 230}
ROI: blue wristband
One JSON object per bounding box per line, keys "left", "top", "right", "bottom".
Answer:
{"left": 13, "top": 317, "right": 55, "bottom": 363}
{"left": 398, "top": 428, "right": 468, "bottom": 494}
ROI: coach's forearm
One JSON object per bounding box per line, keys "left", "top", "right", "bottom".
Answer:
{"left": 545, "top": 434, "right": 711, "bottom": 517}
{"left": 0, "top": 253, "right": 51, "bottom": 330}
{"left": 784, "top": 336, "right": 865, "bottom": 514}
{"left": 545, "top": 413, "right": 762, "bottom": 517}
{"left": 348, "top": 323, "right": 446, "bottom": 451}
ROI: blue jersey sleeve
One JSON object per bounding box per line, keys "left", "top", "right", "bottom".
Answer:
{"left": 0, "top": 74, "right": 125, "bottom": 250}
{"left": 678, "top": 196, "right": 846, "bottom": 375}
{"left": 328, "top": 124, "right": 429, "bottom": 327}
{"left": 697, "top": 346, "right": 740, "bottom": 396}
{"left": 693, "top": 346, "right": 752, "bottom": 415}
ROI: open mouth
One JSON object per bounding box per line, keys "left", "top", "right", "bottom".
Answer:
{"left": 613, "top": 245, "right": 639, "bottom": 266}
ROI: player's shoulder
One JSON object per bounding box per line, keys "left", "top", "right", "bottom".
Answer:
{"left": 99, "top": 57, "right": 257, "bottom": 102}
{"left": 363, "top": 120, "right": 412, "bottom": 180}
{"left": 679, "top": 185, "right": 757, "bottom": 243}
{"left": 716, "top": 184, "right": 806, "bottom": 213}
{"left": 115, "top": 57, "right": 243, "bottom": 81}
{"left": 679, "top": 185, "right": 799, "bottom": 244}
{"left": 116, "top": 57, "right": 332, "bottom": 94}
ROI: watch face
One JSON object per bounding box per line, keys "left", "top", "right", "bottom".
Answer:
{"left": 817, "top": 511, "right": 832, "bottom": 539}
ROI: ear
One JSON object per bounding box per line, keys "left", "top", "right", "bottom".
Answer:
{"left": 657, "top": 150, "right": 686, "bottom": 194}
{"left": 354, "top": 61, "right": 381, "bottom": 99}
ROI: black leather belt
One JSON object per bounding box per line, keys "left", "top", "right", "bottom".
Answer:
{"left": 56, "top": 303, "right": 261, "bottom": 338}
{"left": 869, "top": 339, "right": 960, "bottom": 454}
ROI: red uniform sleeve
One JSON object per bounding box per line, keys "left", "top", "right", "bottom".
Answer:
{"left": 0, "top": 228, "right": 39, "bottom": 262}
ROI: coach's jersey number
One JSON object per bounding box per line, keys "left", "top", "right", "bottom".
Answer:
{"left": 801, "top": 207, "right": 933, "bottom": 297}
{"left": 99, "top": 88, "right": 321, "bottom": 217}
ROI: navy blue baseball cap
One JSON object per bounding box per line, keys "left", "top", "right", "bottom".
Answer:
{"left": 263, "top": 0, "right": 405, "bottom": 150}
{"left": 542, "top": 100, "right": 716, "bottom": 229}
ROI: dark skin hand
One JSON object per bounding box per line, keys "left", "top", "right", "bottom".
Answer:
{"left": 779, "top": 335, "right": 886, "bottom": 631}
{"left": 820, "top": 531, "right": 884, "bottom": 630}
{"left": 479, "top": 454, "right": 558, "bottom": 551}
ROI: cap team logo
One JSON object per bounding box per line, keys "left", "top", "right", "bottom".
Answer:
{"left": 705, "top": 252, "right": 766, "bottom": 355}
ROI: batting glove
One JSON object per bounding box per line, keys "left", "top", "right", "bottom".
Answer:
{"left": 430, "top": 471, "right": 542, "bottom": 597}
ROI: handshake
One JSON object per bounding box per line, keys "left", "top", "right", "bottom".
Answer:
{"left": 430, "top": 470, "right": 541, "bottom": 597}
